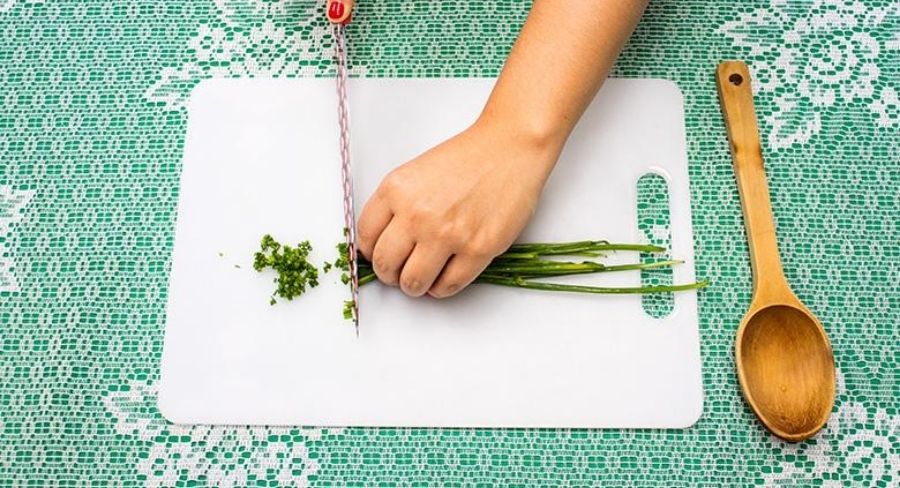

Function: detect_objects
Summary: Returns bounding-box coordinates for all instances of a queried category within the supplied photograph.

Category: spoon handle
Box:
[716,61,789,300]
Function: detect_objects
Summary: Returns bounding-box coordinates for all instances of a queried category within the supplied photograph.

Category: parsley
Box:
[253,234,320,305]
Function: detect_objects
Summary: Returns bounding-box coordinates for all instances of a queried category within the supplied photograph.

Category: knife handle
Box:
[327,0,354,25]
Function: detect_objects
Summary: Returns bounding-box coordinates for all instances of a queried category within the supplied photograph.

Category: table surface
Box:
[1,1,897,486]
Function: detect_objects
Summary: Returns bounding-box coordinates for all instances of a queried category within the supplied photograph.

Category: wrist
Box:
[467,110,564,188]
[473,107,567,162]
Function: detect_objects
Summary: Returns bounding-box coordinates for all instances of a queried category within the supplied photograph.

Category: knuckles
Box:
[379,169,408,197]
[400,276,425,296]
[429,283,461,299]
[432,220,461,243]
[371,254,396,283]
[408,203,439,225]
[461,230,501,258]
[356,227,376,255]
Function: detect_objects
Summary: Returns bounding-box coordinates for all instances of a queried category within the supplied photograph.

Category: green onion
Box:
[475,274,709,295]
[344,241,706,309]
[256,235,708,319]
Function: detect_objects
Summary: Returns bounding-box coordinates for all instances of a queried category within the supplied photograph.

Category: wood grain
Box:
[716,61,836,442]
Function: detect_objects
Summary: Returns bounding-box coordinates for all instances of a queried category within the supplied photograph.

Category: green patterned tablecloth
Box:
[1,1,898,486]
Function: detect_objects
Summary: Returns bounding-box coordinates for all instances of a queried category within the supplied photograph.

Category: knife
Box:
[328,0,359,334]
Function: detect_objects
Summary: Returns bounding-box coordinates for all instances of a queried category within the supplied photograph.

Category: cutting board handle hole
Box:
[728,73,743,86]
[636,173,674,319]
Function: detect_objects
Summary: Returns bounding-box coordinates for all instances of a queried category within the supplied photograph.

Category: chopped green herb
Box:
[342,300,355,321]
[253,234,320,305]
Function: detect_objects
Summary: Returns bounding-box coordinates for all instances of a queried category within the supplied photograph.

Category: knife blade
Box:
[332,21,359,334]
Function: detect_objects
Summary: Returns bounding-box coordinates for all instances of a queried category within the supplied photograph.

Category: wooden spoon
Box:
[716,61,836,442]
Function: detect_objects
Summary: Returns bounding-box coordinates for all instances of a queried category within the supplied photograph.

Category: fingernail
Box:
[328,1,345,21]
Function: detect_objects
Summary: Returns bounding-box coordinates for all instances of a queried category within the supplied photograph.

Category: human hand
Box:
[357,120,562,298]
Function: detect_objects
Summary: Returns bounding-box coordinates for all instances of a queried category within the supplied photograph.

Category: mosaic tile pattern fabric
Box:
[1,0,898,485]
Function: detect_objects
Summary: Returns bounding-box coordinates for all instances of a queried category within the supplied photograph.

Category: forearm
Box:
[478,0,648,163]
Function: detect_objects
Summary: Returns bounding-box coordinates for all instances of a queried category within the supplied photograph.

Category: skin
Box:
[338,0,649,298]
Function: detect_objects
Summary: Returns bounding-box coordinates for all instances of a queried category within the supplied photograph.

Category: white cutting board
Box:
[160,78,702,428]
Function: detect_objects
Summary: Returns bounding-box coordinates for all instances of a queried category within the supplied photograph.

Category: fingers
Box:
[399,245,452,297]
[357,195,392,260]
[326,0,354,24]
[370,220,415,286]
[428,254,493,298]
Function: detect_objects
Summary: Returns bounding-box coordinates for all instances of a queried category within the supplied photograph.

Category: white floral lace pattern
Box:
[758,372,900,487]
[759,403,900,486]
[872,86,900,126]
[718,0,900,149]
[0,186,34,293]
[104,379,338,488]
[146,0,359,111]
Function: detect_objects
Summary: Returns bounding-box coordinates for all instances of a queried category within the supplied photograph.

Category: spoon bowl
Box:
[717,61,835,442]
[737,304,835,441]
